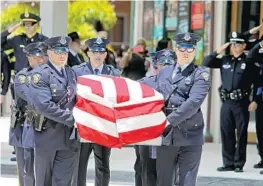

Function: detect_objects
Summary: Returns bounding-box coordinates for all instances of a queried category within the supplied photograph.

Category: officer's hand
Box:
[216,43,230,54]
[0,95,4,104]
[8,23,21,33]
[249,24,263,34]
[248,101,258,112]
[162,124,172,137]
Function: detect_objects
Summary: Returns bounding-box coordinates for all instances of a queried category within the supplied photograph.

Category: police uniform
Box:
[246,42,263,174]
[29,36,80,186]
[1,51,11,96]
[156,33,211,186]
[203,32,261,172]
[1,12,48,72]
[138,49,175,186]
[14,42,48,186]
[67,32,85,67]
[73,37,120,186]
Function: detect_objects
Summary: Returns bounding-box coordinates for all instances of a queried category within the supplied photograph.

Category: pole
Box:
[163,0,167,39]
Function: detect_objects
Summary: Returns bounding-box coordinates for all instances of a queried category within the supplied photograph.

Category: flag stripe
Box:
[116,112,166,133]
[126,78,143,102]
[119,120,166,145]
[132,137,162,146]
[114,100,164,119]
[75,95,116,123]
[140,83,155,98]
[73,107,118,138]
[76,123,119,148]
[111,77,130,103]
[77,76,104,98]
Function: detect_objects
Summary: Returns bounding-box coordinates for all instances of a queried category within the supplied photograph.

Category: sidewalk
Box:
[1,117,263,185]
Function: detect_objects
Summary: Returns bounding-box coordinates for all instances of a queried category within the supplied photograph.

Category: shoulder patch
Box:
[32,73,41,84]
[201,71,210,81]
[18,75,26,84]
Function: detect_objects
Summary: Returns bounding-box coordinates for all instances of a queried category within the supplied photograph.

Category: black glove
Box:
[162,125,172,137]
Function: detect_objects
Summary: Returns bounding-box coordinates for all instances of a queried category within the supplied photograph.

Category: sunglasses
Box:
[91,51,106,54]
[22,22,37,27]
[177,46,195,53]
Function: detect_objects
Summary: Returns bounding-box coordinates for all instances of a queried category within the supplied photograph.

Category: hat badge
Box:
[96,38,103,44]
[163,50,171,57]
[60,36,67,45]
[24,12,29,18]
[184,33,191,41]
[232,32,237,38]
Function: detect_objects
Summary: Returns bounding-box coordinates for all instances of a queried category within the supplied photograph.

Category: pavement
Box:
[1,117,263,185]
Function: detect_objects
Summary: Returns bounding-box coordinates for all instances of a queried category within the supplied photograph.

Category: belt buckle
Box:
[230,93,235,100]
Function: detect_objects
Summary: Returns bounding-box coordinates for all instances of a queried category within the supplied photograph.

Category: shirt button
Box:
[195,124,198,127]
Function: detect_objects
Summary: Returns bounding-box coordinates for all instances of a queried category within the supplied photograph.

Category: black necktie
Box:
[60,69,65,77]
[177,67,181,74]
[94,69,99,75]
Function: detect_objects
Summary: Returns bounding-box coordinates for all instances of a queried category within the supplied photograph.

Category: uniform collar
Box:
[92,64,104,74]
[25,33,39,42]
[49,60,63,71]
[69,48,77,56]
[177,62,191,72]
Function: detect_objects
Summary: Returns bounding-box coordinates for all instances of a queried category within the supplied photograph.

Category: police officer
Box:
[14,42,48,186]
[203,32,260,172]
[138,49,176,186]
[68,32,85,67]
[156,32,211,186]
[29,36,80,186]
[0,51,11,104]
[73,37,120,186]
[246,40,263,174]
[1,12,48,72]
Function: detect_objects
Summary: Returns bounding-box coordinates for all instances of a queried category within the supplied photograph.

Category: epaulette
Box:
[72,63,86,70]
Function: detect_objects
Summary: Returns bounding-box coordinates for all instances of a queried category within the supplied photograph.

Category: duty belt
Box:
[220,89,249,101]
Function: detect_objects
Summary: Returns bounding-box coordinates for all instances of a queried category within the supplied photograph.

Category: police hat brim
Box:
[230,38,245,44]
[51,47,69,53]
[177,43,195,48]
[89,48,106,52]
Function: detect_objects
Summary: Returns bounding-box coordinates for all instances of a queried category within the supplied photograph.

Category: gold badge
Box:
[33,73,41,84]
[201,72,210,81]
[18,75,26,84]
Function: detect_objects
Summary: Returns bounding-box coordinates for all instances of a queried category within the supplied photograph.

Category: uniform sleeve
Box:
[202,51,223,68]
[252,65,263,103]
[29,71,75,127]
[1,30,15,50]
[14,73,27,101]
[247,43,263,64]
[167,68,211,127]
[1,53,11,95]
[242,30,252,42]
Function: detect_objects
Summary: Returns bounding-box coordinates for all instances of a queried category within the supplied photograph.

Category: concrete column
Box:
[133,1,144,45]
[209,1,227,143]
[40,1,68,37]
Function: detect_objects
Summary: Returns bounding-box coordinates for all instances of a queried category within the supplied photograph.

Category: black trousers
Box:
[256,100,263,160]
[139,146,157,186]
[134,146,142,186]
[220,100,250,168]
[77,143,111,186]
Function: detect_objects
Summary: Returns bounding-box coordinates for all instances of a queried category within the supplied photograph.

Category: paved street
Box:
[1,117,263,185]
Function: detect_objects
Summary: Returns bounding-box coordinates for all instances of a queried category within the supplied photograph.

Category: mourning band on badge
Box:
[18,75,26,84]
[201,72,210,81]
[32,73,41,84]
[27,76,31,84]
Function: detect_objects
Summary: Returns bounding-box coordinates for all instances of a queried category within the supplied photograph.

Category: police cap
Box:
[44,36,71,53]
[23,42,47,56]
[85,37,110,52]
[20,12,41,23]
[229,32,245,44]
[173,32,201,47]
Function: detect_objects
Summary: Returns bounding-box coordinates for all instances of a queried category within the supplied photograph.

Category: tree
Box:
[0,1,117,40]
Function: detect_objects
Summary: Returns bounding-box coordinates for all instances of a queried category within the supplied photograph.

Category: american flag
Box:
[73,75,167,148]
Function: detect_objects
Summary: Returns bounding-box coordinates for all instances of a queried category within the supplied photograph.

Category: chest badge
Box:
[223,64,231,69]
[18,75,26,84]
[185,76,191,85]
[241,63,246,70]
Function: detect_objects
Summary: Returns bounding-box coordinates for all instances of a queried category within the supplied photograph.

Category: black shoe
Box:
[254,161,263,168]
[234,167,243,173]
[260,170,263,175]
[10,157,16,162]
[217,166,235,172]
[12,151,15,155]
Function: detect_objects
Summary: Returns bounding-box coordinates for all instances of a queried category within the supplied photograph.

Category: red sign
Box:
[191,2,204,30]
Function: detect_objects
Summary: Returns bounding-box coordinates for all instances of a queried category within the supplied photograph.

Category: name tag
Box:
[241,63,246,70]
[19,45,25,48]
[223,64,231,69]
